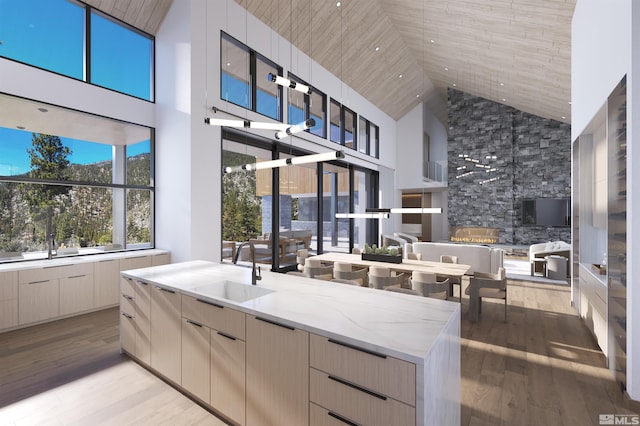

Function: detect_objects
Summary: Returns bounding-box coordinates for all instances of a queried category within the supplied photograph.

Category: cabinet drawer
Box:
[121,293,136,316]
[182,295,245,340]
[18,279,60,324]
[310,368,415,426]
[60,274,94,316]
[310,402,361,426]
[121,276,136,298]
[120,256,152,272]
[19,263,93,283]
[310,334,416,406]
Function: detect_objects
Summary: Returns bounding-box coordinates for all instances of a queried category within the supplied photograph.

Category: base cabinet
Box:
[0,271,18,329]
[60,272,94,316]
[182,318,211,403]
[94,259,120,308]
[18,279,59,324]
[150,285,181,385]
[211,329,246,425]
[246,316,309,426]
[135,280,151,364]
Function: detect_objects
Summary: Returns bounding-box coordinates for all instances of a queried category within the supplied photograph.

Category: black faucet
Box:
[250,243,261,285]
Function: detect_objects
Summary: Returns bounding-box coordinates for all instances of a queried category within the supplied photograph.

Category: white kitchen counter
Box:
[122,260,459,365]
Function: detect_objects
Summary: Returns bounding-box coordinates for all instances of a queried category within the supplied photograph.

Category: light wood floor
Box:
[0,279,638,426]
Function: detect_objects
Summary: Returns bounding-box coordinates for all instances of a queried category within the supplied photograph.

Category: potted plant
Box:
[361,243,402,264]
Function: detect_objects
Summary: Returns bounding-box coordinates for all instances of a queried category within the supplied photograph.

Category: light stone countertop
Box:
[0,249,169,273]
[121,260,460,365]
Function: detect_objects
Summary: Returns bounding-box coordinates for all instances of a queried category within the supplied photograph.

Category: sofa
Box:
[529,241,571,275]
[404,242,504,275]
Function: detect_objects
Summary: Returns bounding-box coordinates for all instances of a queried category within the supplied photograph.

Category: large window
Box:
[359,116,379,158]
[90,11,154,101]
[220,32,282,121]
[323,163,350,253]
[329,99,359,150]
[0,95,154,262]
[330,99,341,143]
[287,73,326,138]
[0,0,154,101]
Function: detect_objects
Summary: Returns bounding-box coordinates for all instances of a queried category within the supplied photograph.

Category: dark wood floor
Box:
[0,278,638,425]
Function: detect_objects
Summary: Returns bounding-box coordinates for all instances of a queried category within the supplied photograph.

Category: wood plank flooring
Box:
[0,279,638,425]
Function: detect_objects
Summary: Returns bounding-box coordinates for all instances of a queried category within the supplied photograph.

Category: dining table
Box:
[311,252,471,278]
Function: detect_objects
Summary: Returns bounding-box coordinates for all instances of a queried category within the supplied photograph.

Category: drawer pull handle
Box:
[68,274,86,279]
[122,294,133,300]
[186,319,203,328]
[328,411,360,426]
[255,316,295,331]
[217,331,237,341]
[328,338,387,359]
[156,286,175,294]
[43,265,62,269]
[122,312,133,319]
[328,375,387,401]
[28,280,48,285]
[196,298,224,309]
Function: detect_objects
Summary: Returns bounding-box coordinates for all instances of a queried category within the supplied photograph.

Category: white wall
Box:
[396,103,423,189]
[0,58,155,129]
[573,0,639,400]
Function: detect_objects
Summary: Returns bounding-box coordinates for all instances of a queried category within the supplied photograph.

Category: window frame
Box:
[287,73,327,139]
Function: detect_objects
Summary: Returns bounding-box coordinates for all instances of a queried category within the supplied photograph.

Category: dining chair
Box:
[303,258,334,281]
[410,271,450,300]
[368,266,405,289]
[351,247,362,255]
[406,252,422,260]
[333,262,368,286]
[331,278,361,285]
[439,254,461,299]
[385,287,421,296]
[465,267,507,322]
[296,249,309,272]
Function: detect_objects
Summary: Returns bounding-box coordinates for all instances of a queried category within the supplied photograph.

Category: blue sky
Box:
[0,0,152,176]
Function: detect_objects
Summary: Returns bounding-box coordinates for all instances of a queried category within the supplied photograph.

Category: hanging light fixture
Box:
[267,73,312,95]
[204,107,290,130]
[224,150,345,174]
[366,207,443,215]
[335,212,390,219]
[275,118,315,139]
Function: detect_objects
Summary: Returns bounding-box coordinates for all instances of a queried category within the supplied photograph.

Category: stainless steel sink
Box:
[193,280,273,303]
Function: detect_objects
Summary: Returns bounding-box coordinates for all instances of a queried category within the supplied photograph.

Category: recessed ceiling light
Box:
[375,47,379,51]
[399,74,403,78]
[336,1,341,6]
[444,67,449,71]
[37,107,48,113]
[16,126,25,130]
[562,116,566,119]
[499,82,504,86]
[568,101,572,105]
[226,62,231,67]
[452,83,457,87]
[416,94,420,98]
[430,39,435,43]
[501,98,506,102]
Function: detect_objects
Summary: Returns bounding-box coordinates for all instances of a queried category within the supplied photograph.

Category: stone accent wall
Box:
[447,89,571,245]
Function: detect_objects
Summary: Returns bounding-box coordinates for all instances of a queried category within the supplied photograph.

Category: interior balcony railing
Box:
[424,160,448,183]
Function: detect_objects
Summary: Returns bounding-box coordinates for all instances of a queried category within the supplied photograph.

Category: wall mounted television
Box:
[522,198,571,227]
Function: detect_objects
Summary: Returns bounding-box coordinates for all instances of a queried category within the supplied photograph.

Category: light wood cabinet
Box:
[182,317,210,403]
[120,310,136,354]
[309,334,416,426]
[0,271,18,329]
[120,255,152,272]
[152,253,171,266]
[60,273,94,316]
[135,280,151,364]
[94,259,120,307]
[211,328,246,425]
[246,315,309,426]
[150,285,181,385]
[18,278,59,325]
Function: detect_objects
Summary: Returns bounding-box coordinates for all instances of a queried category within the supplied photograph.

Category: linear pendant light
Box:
[268,73,312,95]
[204,116,314,140]
[335,212,390,219]
[275,118,315,139]
[224,150,345,174]
[366,207,443,214]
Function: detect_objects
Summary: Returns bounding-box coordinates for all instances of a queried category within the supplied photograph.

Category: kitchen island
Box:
[120,260,460,426]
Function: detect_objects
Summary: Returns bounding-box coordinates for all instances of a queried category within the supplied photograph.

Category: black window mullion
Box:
[317,162,323,254]
[85,6,91,83]
[348,166,355,253]
[249,51,257,112]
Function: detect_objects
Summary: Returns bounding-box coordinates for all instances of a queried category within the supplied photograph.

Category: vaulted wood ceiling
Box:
[90,0,575,126]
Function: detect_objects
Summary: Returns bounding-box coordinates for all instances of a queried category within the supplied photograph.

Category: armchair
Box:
[465,267,507,322]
